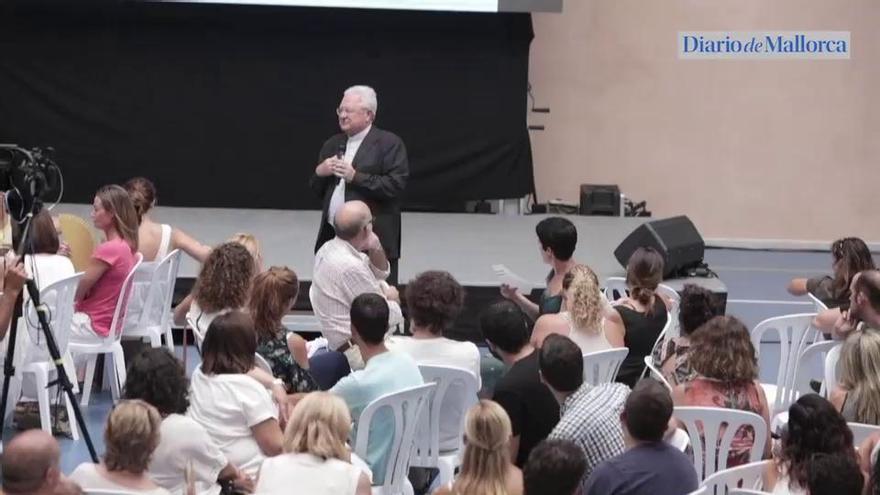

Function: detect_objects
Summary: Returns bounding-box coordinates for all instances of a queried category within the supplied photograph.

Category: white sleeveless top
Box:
[561,311,612,354]
[255,453,362,495]
[156,223,172,261]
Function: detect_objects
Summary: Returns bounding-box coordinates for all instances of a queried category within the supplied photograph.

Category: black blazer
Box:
[309,126,408,259]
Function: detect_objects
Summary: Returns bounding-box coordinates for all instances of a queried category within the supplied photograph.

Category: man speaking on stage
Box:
[309,85,409,283]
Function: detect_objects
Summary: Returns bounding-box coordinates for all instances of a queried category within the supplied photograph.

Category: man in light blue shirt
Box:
[331,293,423,483]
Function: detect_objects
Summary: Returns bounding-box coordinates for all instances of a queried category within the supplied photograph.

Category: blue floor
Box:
[1,247,838,474]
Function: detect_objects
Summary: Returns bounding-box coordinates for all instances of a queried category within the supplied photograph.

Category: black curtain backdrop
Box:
[0,2,535,210]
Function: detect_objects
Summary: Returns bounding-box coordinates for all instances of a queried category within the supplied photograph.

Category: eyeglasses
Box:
[336,106,365,116]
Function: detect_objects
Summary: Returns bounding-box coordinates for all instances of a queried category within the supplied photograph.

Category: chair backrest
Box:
[135,249,181,333]
[751,313,819,414]
[849,422,880,447]
[107,253,144,342]
[687,487,709,495]
[187,315,205,352]
[824,343,842,396]
[602,277,629,302]
[412,365,480,467]
[657,283,681,338]
[643,355,673,391]
[23,272,84,362]
[674,406,768,481]
[57,213,96,272]
[353,383,436,492]
[582,347,629,386]
[254,353,273,374]
[807,293,829,313]
[794,340,838,397]
[700,460,770,494]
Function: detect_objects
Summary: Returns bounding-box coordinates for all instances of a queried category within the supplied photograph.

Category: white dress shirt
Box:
[312,237,402,350]
[328,125,372,227]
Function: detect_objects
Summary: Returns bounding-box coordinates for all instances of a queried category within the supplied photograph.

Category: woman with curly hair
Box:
[435,400,524,495]
[830,330,880,425]
[387,270,480,451]
[764,394,857,494]
[123,348,253,494]
[530,264,625,352]
[249,266,318,394]
[656,284,719,386]
[672,315,771,468]
[69,400,170,494]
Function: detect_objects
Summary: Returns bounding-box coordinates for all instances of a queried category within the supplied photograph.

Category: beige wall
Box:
[529,0,880,244]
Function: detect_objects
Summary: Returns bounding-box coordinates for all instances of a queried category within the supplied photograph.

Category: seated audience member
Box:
[2,429,82,495]
[329,293,423,483]
[312,200,403,369]
[386,270,481,450]
[609,247,669,387]
[228,232,264,273]
[123,348,253,494]
[481,300,560,467]
[125,177,211,262]
[71,184,139,340]
[70,400,170,494]
[805,453,863,495]
[531,264,625,352]
[788,237,875,332]
[188,311,283,477]
[501,216,578,320]
[765,394,857,494]
[18,209,76,293]
[835,269,880,338]
[435,400,524,495]
[523,439,587,495]
[586,380,698,495]
[172,241,255,332]
[256,392,371,495]
[672,315,771,467]
[830,330,880,424]
[656,284,718,387]
[249,266,318,393]
[540,334,629,482]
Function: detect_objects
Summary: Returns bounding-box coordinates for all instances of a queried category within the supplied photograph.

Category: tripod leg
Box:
[81,356,96,406]
[62,351,78,394]
[3,374,21,428]
[35,369,51,434]
[64,389,80,440]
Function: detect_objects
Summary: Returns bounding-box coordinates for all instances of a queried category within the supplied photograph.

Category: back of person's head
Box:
[405,270,465,335]
[563,264,603,333]
[249,266,299,340]
[625,247,665,307]
[535,217,577,261]
[688,315,758,383]
[284,392,351,461]
[95,184,139,252]
[838,330,880,424]
[480,300,530,355]
[677,284,718,336]
[350,293,389,345]
[1,429,62,494]
[622,379,672,442]
[523,439,587,495]
[193,241,255,313]
[228,232,263,271]
[104,399,162,474]
[831,237,875,297]
[806,453,863,495]
[334,201,372,242]
[853,270,880,314]
[539,334,584,393]
[201,310,257,375]
[20,209,60,256]
[123,347,189,416]
[780,394,855,490]
[455,400,514,495]
[123,176,156,223]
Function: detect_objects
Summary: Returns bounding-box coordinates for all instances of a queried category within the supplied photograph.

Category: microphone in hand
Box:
[334,144,346,183]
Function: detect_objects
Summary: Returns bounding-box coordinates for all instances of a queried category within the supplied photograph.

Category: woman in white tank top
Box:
[531,264,625,352]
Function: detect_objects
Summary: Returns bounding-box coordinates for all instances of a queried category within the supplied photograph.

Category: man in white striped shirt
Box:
[312,200,403,369]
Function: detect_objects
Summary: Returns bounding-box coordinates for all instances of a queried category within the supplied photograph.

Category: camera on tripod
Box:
[0,144,62,221]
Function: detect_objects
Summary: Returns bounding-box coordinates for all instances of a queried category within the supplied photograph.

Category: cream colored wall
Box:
[528,0,880,244]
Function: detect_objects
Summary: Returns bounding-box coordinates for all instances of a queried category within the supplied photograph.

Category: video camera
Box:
[0,144,62,221]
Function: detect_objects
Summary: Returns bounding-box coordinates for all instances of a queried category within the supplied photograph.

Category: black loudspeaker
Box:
[614,215,705,278]
[579,184,620,216]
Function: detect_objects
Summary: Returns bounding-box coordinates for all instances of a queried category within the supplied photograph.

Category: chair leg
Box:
[63,351,79,394]
[164,327,175,353]
[81,356,97,406]
[34,370,51,435]
[110,347,126,401]
[437,457,455,487]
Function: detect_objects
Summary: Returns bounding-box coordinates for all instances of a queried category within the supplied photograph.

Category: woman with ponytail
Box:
[436,400,523,495]
[830,330,880,425]
[609,247,670,387]
[255,392,371,495]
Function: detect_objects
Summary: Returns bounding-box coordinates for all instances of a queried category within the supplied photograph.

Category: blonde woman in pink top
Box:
[71,184,139,339]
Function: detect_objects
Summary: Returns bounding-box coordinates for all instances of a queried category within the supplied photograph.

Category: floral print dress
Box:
[256,327,319,393]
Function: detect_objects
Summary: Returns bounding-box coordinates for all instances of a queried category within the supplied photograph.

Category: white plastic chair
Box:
[674,406,768,481]
[2,273,83,439]
[751,314,820,415]
[794,340,837,397]
[807,292,829,313]
[187,314,207,353]
[411,365,479,487]
[123,249,181,351]
[700,460,770,494]
[687,487,709,495]
[640,313,673,380]
[643,355,673,391]
[582,347,629,386]
[602,277,630,303]
[353,383,436,495]
[849,422,880,447]
[824,343,842,395]
[70,253,143,406]
[254,353,273,374]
